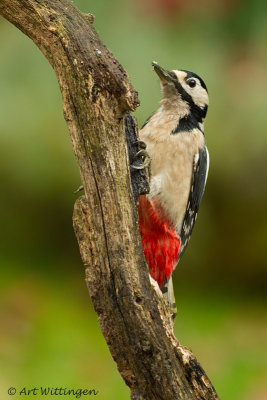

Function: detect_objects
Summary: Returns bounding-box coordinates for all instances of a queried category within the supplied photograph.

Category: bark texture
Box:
[0,1,220,399]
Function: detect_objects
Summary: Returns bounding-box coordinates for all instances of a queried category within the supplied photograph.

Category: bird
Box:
[137,62,209,319]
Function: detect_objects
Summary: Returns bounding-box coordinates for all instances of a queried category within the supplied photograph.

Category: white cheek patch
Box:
[182,82,208,108]
[191,86,208,108]
[172,72,208,108]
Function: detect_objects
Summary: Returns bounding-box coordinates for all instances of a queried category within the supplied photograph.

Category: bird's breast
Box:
[140,125,205,233]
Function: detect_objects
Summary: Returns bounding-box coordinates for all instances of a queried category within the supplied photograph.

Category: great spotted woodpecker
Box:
[137,62,209,318]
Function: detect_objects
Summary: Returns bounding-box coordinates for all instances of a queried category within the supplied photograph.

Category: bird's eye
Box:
[187,79,196,88]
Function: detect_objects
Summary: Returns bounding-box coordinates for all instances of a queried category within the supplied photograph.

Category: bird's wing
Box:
[178,145,209,260]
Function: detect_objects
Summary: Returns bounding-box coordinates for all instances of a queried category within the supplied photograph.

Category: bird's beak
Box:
[152,62,173,84]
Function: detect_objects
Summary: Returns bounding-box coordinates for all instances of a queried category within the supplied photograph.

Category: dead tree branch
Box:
[0,1,220,399]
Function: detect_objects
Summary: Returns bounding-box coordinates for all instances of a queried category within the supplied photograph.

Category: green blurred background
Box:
[0,0,267,399]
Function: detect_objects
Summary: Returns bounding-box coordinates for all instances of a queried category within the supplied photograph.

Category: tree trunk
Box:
[0,1,220,399]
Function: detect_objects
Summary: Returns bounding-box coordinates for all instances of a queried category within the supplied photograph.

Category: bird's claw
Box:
[131,140,151,170]
[131,149,151,170]
[133,140,147,150]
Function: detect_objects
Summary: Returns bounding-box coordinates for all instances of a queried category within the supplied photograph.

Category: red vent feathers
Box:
[138,195,180,287]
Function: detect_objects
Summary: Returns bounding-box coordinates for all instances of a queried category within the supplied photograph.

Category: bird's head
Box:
[152,62,209,122]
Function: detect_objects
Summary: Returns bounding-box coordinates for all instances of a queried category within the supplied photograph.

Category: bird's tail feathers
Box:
[161,276,177,321]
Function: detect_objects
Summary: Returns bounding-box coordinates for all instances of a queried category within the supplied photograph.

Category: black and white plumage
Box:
[138,62,209,316]
[178,145,209,259]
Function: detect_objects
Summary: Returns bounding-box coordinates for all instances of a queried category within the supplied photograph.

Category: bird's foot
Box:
[131,141,151,170]
[134,140,147,150]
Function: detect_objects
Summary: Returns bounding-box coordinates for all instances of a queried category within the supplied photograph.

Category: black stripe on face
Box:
[168,72,208,126]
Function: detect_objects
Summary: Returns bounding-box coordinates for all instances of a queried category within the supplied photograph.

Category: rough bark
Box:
[0,1,220,399]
